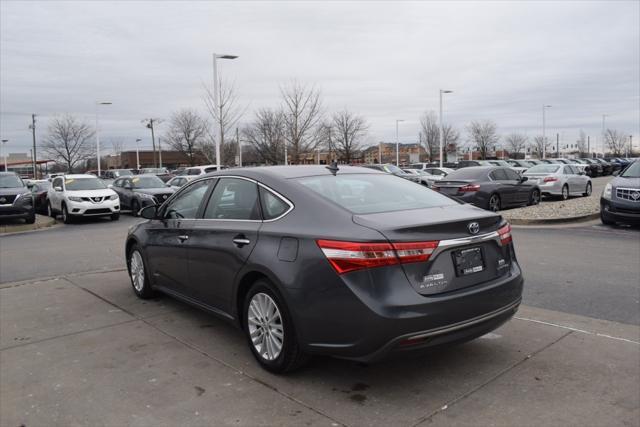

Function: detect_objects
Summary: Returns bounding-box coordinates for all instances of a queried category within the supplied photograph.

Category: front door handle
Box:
[233,236,251,247]
[178,235,189,242]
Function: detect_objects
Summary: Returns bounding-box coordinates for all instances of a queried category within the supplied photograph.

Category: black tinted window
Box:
[504,169,521,180]
[164,180,210,220]
[187,169,200,175]
[259,187,290,220]
[204,178,260,220]
[489,169,508,180]
[446,168,489,180]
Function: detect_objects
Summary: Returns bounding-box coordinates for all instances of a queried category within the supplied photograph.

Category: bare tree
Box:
[330,110,368,163]
[164,109,209,166]
[531,135,551,159]
[576,130,588,156]
[442,124,460,161]
[604,129,628,156]
[41,114,95,172]
[419,111,439,162]
[504,133,528,158]
[466,120,499,160]
[281,81,324,164]
[242,108,286,165]
[203,79,245,165]
[108,137,125,156]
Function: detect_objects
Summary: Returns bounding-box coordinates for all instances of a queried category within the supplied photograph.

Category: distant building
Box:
[362,142,427,165]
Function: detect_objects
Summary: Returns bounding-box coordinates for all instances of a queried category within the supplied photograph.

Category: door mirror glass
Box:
[140,205,157,219]
[520,176,528,182]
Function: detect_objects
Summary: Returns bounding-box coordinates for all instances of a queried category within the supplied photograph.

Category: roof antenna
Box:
[325,161,339,176]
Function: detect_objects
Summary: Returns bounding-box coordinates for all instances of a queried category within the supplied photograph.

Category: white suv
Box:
[183,165,227,176]
[47,174,120,223]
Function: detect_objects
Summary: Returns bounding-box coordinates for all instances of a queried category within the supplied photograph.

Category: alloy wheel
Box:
[586,183,592,196]
[247,292,284,361]
[562,185,569,200]
[489,195,500,212]
[531,190,540,205]
[130,250,145,292]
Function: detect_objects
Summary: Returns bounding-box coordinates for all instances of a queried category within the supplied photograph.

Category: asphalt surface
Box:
[1,214,639,325]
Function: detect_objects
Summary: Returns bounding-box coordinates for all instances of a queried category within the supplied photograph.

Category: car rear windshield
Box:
[0,174,24,188]
[526,165,560,173]
[131,176,165,188]
[296,174,457,214]
[65,178,106,191]
[621,162,640,178]
[443,168,489,180]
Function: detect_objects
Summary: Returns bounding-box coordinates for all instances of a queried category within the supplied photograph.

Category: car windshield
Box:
[620,162,640,178]
[0,174,24,188]
[141,168,168,174]
[297,174,457,214]
[383,164,403,174]
[131,176,165,188]
[526,165,560,174]
[443,168,489,180]
[65,178,106,191]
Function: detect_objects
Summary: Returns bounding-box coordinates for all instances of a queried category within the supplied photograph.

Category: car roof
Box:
[0,171,20,176]
[203,165,382,180]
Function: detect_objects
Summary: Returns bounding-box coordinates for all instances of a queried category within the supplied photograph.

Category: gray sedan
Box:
[523,164,592,200]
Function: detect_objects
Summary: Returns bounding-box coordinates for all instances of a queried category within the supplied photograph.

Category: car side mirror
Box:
[139,205,158,219]
[54,186,63,192]
[166,183,171,187]
[520,176,528,182]
[613,170,620,176]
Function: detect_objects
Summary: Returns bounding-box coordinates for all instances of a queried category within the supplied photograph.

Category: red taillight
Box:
[459,184,480,192]
[317,239,439,274]
[543,176,558,182]
[497,223,512,245]
[432,186,440,192]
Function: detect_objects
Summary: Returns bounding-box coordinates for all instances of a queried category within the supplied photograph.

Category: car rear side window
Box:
[296,174,457,215]
[203,178,261,220]
[259,187,290,220]
[489,169,508,180]
[504,169,521,180]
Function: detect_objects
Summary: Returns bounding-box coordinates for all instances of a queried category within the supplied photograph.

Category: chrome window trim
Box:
[172,175,295,223]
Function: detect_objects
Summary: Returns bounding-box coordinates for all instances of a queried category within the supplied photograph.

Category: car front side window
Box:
[163,180,211,220]
[203,178,261,220]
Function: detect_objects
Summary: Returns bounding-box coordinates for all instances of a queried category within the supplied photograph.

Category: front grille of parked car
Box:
[81,196,105,203]
[0,195,18,205]
[84,208,111,215]
[616,187,640,202]
[153,193,172,204]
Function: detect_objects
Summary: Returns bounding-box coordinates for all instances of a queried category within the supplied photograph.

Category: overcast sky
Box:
[1,0,639,156]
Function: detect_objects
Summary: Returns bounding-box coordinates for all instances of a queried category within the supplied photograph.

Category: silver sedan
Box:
[523,163,592,200]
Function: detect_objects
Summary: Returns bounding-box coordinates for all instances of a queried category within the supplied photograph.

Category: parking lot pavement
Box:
[2,270,638,427]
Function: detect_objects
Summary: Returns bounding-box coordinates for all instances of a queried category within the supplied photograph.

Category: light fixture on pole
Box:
[1,139,7,172]
[395,119,404,165]
[542,105,552,159]
[212,53,238,171]
[601,114,609,156]
[439,90,453,168]
[135,138,141,170]
[95,101,112,177]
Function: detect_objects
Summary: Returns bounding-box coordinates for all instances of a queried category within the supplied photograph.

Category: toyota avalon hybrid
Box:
[125,166,523,373]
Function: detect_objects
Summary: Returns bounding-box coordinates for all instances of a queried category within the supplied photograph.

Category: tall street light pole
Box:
[212,53,238,170]
[542,105,552,159]
[1,139,7,172]
[95,101,112,176]
[135,138,141,170]
[395,119,404,165]
[601,114,609,156]
[439,90,453,168]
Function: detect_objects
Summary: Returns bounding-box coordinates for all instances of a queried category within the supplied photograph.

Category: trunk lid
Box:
[432,179,475,196]
[353,204,512,295]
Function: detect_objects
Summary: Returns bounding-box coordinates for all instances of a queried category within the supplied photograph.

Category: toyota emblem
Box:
[467,222,480,235]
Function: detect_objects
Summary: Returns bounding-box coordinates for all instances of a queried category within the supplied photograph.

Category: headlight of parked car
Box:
[108,194,119,200]
[602,183,612,200]
[68,196,83,202]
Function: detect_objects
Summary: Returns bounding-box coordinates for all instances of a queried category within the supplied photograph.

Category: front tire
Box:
[25,211,36,224]
[583,182,592,197]
[128,245,155,299]
[47,201,55,218]
[111,213,120,221]
[243,280,308,374]
[529,189,541,206]
[61,203,73,224]
[560,185,569,201]
[131,199,140,217]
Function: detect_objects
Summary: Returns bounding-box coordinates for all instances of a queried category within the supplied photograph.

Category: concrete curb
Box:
[508,212,600,225]
[0,215,58,235]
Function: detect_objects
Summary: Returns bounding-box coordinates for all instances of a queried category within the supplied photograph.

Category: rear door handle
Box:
[178,235,189,242]
[233,237,251,247]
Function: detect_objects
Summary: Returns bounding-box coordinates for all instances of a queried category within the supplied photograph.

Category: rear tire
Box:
[583,182,592,197]
[529,189,541,206]
[243,280,309,374]
[487,194,501,212]
[62,203,73,224]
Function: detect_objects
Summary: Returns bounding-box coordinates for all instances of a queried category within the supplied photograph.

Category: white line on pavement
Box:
[515,316,640,345]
